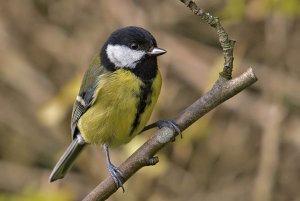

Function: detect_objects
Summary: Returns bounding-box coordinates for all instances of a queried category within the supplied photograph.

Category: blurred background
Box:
[0,0,300,200]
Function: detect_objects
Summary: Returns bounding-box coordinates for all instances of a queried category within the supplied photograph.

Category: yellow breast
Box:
[77,69,161,147]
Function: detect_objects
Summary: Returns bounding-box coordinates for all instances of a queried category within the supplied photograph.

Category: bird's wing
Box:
[71,54,105,139]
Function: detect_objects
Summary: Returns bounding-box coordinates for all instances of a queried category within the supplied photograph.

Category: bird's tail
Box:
[49,134,86,182]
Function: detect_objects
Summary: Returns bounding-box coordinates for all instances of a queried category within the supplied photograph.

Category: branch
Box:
[83,1,258,200]
[179,0,235,80]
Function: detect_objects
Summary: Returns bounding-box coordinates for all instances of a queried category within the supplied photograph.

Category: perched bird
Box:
[49,26,180,190]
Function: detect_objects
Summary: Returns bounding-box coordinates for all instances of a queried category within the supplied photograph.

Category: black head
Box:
[106,26,157,50]
[100,26,166,80]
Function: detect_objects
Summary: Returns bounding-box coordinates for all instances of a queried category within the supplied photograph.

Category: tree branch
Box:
[179,0,235,79]
[83,1,258,200]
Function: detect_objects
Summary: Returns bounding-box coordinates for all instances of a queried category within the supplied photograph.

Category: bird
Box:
[49,26,180,191]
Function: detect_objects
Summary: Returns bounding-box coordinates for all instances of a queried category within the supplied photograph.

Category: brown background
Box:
[0,0,300,200]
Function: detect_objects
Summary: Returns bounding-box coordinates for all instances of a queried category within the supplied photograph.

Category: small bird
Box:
[49,26,180,190]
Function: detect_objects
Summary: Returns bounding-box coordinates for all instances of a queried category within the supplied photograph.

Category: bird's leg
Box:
[141,120,182,139]
[103,144,124,192]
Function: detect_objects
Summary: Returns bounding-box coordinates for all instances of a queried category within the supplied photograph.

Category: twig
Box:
[83,1,257,200]
[179,0,235,79]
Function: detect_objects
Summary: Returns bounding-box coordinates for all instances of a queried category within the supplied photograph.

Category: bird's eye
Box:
[130,43,138,50]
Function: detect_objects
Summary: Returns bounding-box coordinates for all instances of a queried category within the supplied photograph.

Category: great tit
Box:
[49,26,180,190]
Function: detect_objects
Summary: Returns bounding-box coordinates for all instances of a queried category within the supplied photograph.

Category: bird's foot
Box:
[103,143,125,192]
[156,120,182,138]
[108,163,124,192]
[155,120,182,141]
[141,120,182,140]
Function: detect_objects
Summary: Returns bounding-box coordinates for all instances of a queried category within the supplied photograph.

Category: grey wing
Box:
[70,56,105,139]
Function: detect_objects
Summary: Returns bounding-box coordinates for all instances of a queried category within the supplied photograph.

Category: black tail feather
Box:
[49,134,86,182]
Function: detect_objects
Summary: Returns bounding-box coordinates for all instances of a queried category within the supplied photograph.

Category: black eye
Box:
[130,43,138,50]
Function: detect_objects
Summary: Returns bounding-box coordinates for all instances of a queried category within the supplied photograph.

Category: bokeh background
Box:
[1,0,300,200]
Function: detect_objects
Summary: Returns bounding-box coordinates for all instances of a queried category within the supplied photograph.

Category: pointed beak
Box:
[147,47,167,56]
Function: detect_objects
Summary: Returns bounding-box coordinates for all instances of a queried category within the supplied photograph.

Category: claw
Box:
[142,120,182,139]
[108,164,124,192]
[103,144,125,192]
[156,120,182,139]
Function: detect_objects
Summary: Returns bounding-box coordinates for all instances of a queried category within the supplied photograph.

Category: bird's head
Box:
[100,26,166,70]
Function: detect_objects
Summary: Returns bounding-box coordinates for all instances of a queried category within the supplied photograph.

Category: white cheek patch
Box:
[106,44,145,69]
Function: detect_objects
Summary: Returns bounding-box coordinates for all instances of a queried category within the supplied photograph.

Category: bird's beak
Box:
[147,47,167,56]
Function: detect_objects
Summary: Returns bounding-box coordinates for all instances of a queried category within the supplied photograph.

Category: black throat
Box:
[130,56,158,80]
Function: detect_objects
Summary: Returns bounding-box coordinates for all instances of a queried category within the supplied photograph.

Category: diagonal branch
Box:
[83,69,257,201]
[82,1,258,200]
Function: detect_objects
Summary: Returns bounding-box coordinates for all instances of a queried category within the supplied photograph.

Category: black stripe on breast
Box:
[129,79,153,135]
